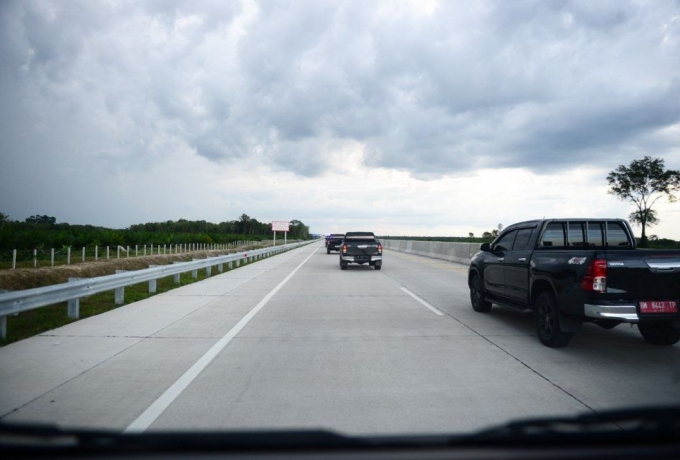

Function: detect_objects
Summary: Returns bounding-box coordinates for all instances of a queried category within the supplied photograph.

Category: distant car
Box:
[339,232,383,270]
[327,234,344,254]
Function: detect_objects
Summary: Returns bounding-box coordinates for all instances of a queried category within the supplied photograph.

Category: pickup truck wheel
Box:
[374,264,382,270]
[470,274,492,313]
[327,249,331,254]
[638,322,680,346]
[534,292,573,348]
[340,261,348,270]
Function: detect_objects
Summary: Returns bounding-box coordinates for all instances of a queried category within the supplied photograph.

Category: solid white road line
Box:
[400,286,444,316]
[124,245,319,433]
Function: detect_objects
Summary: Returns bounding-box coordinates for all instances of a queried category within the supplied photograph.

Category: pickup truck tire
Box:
[470,274,492,313]
[534,291,574,348]
[638,322,680,346]
[374,264,382,270]
[327,249,331,254]
[340,261,348,270]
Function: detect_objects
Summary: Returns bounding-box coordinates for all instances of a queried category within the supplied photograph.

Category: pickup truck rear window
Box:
[606,222,631,247]
[539,221,631,248]
[540,222,565,248]
[568,223,586,247]
[587,222,604,246]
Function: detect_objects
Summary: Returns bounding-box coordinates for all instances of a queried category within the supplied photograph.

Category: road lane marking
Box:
[124,245,319,433]
[400,287,444,316]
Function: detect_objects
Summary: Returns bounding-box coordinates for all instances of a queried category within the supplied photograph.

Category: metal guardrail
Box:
[0,241,315,339]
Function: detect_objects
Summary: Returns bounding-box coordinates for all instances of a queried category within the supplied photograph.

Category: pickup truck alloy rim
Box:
[537,297,555,337]
[471,281,482,305]
[534,292,574,347]
[470,275,492,312]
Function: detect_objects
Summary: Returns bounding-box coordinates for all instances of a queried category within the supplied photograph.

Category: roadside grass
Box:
[0,259,252,347]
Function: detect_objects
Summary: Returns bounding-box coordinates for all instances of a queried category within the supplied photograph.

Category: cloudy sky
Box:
[1,0,679,238]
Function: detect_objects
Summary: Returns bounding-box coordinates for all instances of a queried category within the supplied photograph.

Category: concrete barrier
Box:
[381,240,481,265]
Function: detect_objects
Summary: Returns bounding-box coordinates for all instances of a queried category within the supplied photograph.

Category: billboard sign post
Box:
[271,221,290,247]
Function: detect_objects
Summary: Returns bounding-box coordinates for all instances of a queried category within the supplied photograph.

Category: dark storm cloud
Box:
[1,0,679,190]
[504,80,680,169]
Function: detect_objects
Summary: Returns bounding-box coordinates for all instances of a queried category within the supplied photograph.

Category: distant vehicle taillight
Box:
[582,259,607,293]
[342,244,347,253]
[378,244,382,254]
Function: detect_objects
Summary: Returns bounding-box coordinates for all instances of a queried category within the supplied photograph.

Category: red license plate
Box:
[639,300,678,314]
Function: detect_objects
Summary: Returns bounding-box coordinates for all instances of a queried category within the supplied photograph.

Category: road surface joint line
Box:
[124,244,320,433]
[385,251,598,415]
[400,286,444,316]
[445,305,596,413]
[452,310,597,413]
[0,337,147,420]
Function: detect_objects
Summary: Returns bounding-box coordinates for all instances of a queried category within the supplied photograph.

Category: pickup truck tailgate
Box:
[605,251,680,301]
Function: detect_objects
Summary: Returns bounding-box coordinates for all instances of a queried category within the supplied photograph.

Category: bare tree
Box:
[607,156,680,246]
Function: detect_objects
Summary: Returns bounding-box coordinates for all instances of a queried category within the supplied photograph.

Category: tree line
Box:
[0,213,310,251]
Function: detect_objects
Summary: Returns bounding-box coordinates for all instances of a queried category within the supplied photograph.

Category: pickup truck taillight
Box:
[582,259,607,293]
[378,244,382,254]
[342,244,347,254]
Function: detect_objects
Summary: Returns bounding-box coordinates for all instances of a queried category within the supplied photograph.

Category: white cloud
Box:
[1,0,679,239]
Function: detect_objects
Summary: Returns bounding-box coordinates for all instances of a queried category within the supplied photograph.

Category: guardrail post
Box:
[0,290,8,339]
[217,262,223,273]
[191,260,198,279]
[12,250,17,270]
[67,278,81,319]
[171,262,182,284]
[115,270,127,305]
[95,246,98,261]
[127,246,130,258]
[51,248,55,267]
[206,265,212,277]
[148,265,159,293]
[82,247,86,262]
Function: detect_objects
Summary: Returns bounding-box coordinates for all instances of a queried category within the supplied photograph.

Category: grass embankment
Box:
[0,245,268,347]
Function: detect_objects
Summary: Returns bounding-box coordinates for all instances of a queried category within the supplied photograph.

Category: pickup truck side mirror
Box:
[479,243,490,252]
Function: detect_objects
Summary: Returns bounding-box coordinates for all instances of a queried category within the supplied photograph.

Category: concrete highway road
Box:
[1,242,679,435]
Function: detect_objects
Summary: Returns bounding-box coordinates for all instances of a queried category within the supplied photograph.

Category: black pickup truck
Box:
[468,218,680,348]
[326,234,345,254]
[339,232,383,270]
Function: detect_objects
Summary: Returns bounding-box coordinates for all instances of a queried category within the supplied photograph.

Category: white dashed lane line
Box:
[400,286,444,316]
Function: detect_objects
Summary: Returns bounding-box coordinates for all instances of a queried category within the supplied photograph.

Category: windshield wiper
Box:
[468,405,680,443]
